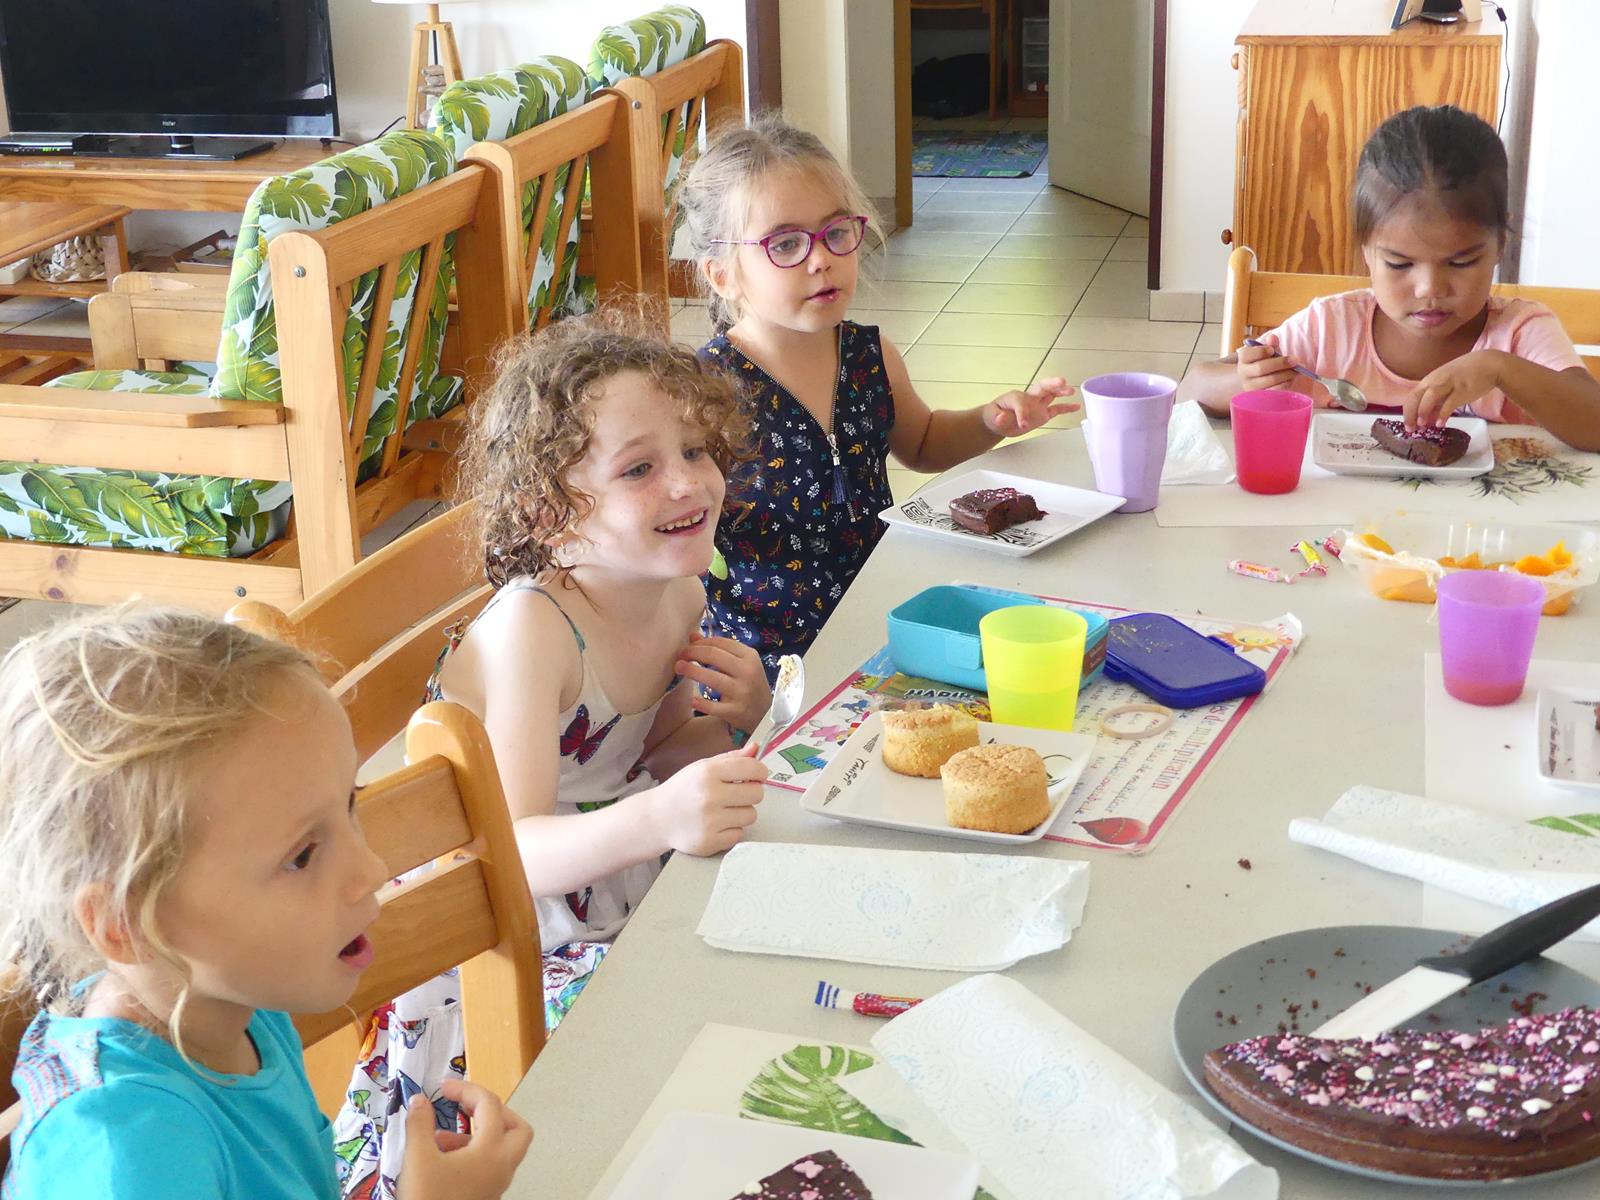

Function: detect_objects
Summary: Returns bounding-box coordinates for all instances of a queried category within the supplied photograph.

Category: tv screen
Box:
[0,0,338,138]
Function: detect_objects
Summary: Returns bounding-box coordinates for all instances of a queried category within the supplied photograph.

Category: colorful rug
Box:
[912,130,1048,178]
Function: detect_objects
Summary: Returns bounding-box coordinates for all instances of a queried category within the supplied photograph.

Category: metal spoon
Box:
[1243,338,1368,412]
[754,654,805,759]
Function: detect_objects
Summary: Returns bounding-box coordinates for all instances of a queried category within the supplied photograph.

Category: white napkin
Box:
[1162,400,1236,485]
[1290,785,1600,935]
[695,843,1089,971]
[872,975,1278,1200]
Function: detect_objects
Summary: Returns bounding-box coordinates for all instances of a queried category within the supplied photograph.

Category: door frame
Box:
[1149,0,1166,290]
[745,0,782,111]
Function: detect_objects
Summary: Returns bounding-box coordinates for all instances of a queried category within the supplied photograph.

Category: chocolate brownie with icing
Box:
[948,486,1043,535]
[1371,418,1472,467]
[731,1150,874,1199]
[1204,1007,1600,1179]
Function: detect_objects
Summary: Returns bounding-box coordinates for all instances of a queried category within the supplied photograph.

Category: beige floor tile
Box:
[911,379,1018,411]
[907,210,1020,235]
[916,189,1036,214]
[901,343,1047,385]
[872,253,982,283]
[887,468,939,504]
[918,311,1066,349]
[1008,209,1131,238]
[1055,315,1201,354]
[1074,260,1153,321]
[1088,259,1150,290]
[853,278,961,311]
[1125,216,1151,237]
[1033,347,1193,387]
[884,229,1003,258]
[669,305,713,338]
[0,296,74,330]
[1198,323,1225,358]
[849,307,938,345]
[940,173,1049,193]
[942,281,1087,316]
[912,177,945,196]
[966,257,1099,288]
[5,305,89,338]
[1026,189,1126,217]
[1108,236,1149,263]
[989,234,1115,261]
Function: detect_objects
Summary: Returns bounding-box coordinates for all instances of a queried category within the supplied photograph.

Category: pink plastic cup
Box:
[1231,389,1313,494]
[1079,372,1177,513]
[1436,570,1546,706]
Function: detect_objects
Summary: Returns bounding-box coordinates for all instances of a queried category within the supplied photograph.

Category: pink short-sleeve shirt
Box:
[1265,289,1584,424]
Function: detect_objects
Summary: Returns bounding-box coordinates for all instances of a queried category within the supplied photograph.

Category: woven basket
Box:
[31,235,107,283]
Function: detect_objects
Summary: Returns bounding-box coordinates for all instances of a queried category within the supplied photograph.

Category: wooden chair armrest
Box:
[0,385,282,428]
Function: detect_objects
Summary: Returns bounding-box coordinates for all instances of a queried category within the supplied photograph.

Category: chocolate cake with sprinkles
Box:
[1370,418,1471,467]
[1204,1007,1600,1179]
[730,1150,874,1199]
[948,487,1043,536]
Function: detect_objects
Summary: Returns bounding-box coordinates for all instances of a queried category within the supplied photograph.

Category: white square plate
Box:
[800,710,1095,844]
[603,1111,981,1200]
[1536,686,1600,794]
[1310,412,1493,478]
[878,467,1123,558]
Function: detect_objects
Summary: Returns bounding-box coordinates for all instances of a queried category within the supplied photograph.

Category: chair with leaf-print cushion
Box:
[428,56,594,325]
[588,6,743,295]
[0,131,516,612]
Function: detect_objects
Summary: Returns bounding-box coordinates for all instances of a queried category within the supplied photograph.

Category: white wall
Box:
[844,3,896,204]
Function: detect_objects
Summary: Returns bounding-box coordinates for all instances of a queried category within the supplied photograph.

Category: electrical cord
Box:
[1495,4,1511,133]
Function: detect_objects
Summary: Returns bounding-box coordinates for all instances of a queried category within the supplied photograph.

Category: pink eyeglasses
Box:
[712,214,870,268]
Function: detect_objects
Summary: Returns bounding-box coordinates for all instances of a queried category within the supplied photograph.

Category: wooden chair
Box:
[0,703,541,1140]
[1219,245,1600,380]
[227,500,490,765]
[0,133,517,614]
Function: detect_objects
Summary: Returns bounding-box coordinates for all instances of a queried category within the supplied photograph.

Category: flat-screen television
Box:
[0,0,338,158]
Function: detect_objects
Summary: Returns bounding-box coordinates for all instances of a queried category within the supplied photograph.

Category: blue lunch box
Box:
[886,584,1109,692]
[1102,612,1266,707]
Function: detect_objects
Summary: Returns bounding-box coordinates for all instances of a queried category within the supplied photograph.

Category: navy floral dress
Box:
[702,321,896,681]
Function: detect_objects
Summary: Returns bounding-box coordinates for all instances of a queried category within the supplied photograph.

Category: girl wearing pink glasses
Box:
[679,115,1079,682]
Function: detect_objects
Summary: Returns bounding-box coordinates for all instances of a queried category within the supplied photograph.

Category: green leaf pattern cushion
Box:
[0,131,464,560]
[588,6,708,194]
[429,57,592,323]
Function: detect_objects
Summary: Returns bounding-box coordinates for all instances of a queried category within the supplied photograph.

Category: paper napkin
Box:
[1162,400,1236,486]
[695,843,1089,971]
[872,975,1278,1200]
[1290,785,1600,935]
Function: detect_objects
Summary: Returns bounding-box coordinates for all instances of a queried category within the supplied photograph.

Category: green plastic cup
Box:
[979,605,1088,731]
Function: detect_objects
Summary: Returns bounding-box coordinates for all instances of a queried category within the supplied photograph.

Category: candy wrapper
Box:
[1228,559,1294,585]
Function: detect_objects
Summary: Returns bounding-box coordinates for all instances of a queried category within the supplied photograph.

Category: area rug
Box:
[912,130,1047,178]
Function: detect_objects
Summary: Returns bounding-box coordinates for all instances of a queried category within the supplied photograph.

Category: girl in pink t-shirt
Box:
[1183,106,1600,451]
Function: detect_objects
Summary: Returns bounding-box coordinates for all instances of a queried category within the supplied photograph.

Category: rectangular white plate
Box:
[878,467,1123,558]
[800,710,1095,844]
[603,1111,981,1200]
[1311,412,1493,478]
[1536,686,1600,794]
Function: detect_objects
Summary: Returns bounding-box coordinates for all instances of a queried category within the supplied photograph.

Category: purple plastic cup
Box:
[1079,372,1177,513]
[1231,389,1313,494]
[1436,570,1546,706]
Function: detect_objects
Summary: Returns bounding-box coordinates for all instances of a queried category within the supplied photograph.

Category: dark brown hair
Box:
[458,307,751,587]
[1354,105,1509,247]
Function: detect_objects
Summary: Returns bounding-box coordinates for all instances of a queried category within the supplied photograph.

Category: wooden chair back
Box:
[228,502,490,765]
[1221,246,1600,379]
[1,971,30,1173]
[295,701,543,1115]
[611,39,744,297]
[88,272,229,373]
[465,88,655,330]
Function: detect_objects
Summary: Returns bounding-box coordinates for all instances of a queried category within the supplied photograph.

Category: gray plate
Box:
[1173,925,1600,1187]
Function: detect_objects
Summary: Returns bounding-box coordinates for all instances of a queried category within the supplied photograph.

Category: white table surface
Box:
[506,428,1600,1198]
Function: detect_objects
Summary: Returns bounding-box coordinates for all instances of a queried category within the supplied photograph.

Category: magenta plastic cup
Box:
[1436,570,1546,706]
[1079,372,1177,513]
[1231,389,1313,494]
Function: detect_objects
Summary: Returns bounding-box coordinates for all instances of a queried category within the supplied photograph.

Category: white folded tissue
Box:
[695,842,1089,970]
[1163,400,1236,485]
[870,975,1278,1200]
[1290,785,1600,937]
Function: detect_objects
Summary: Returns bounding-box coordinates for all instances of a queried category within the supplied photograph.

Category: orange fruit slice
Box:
[1360,533,1395,555]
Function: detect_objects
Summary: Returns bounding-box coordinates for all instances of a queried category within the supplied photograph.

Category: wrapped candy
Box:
[1228,559,1294,584]
[1291,539,1328,578]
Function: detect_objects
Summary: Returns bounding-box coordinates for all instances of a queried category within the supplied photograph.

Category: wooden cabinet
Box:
[1230,0,1502,275]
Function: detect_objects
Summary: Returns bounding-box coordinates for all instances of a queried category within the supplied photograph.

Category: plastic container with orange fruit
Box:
[1334,514,1600,616]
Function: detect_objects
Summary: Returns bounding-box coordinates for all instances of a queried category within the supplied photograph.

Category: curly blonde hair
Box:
[458,307,752,587]
[677,113,881,330]
[0,605,318,1040]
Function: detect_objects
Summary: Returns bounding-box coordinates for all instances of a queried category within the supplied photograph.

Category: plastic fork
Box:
[1243,338,1368,412]
[754,654,804,759]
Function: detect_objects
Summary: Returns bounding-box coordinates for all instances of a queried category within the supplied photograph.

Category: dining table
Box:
[504,425,1600,1198]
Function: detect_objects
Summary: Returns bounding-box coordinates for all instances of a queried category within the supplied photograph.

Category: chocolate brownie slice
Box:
[1204,1008,1600,1180]
[948,486,1044,535]
[730,1150,874,1199]
[1371,418,1471,467]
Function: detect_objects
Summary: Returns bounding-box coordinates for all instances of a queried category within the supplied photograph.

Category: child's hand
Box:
[398,1080,533,1200]
[1236,339,1300,391]
[1406,350,1504,430]
[676,635,771,738]
[648,745,767,856]
[983,377,1079,437]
